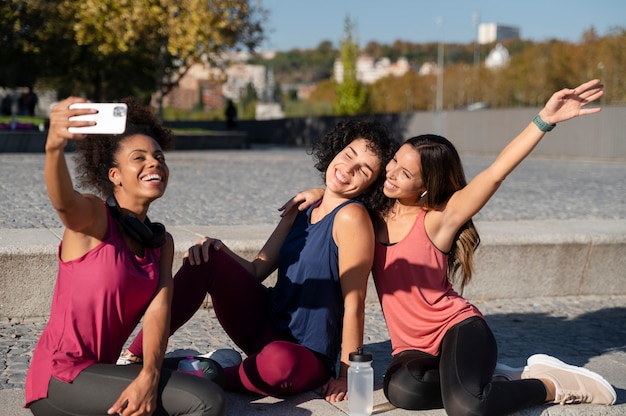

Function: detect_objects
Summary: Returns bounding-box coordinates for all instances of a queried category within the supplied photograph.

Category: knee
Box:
[205,389,227,416]
[197,387,227,416]
[256,341,300,382]
[240,341,316,395]
[384,367,443,410]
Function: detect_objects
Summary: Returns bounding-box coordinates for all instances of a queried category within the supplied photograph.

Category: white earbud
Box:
[420,190,428,199]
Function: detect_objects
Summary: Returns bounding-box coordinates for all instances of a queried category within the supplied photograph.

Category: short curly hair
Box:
[311,119,399,214]
[73,97,173,197]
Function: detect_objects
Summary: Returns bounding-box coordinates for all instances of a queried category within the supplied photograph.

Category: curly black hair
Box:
[311,119,399,215]
[73,97,173,197]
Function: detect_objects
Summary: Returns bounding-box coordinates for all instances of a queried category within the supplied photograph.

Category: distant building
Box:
[485,43,511,69]
[222,63,267,102]
[255,67,285,120]
[334,56,410,84]
[478,23,520,45]
[159,62,225,110]
[417,62,439,76]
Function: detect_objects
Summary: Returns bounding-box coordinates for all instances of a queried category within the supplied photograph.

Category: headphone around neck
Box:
[106,195,166,248]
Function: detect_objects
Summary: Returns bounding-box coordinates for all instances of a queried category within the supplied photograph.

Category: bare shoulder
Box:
[334,202,373,239]
[335,201,370,223]
[163,231,175,252]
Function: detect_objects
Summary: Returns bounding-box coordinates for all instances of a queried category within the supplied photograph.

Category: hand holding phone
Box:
[68,103,128,134]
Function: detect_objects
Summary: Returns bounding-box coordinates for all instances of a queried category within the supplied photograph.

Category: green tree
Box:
[1,0,266,110]
[333,15,368,116]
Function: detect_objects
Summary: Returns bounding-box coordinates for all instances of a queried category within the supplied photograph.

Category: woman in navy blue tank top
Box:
[124,119,399,402]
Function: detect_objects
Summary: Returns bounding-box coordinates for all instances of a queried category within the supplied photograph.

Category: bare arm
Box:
[278,188,325,217]
[429,79,604,251]
[186,207,300,282]
[108,233,175,416]
[322,203,373,402]
[45,97,110,259]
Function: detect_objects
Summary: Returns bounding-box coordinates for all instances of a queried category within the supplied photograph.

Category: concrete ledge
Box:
[1,220,625,318]
[466,220,626,299]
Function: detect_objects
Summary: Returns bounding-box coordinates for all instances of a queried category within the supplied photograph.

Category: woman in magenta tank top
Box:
[25,97,225,416]
[290,80,616,414]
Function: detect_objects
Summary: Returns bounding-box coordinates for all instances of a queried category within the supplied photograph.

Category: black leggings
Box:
[383,317,547,416]
[29,359,226,416]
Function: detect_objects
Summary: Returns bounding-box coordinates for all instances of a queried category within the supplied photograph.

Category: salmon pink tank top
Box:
[372,209,482,356]
[25,203,161,406]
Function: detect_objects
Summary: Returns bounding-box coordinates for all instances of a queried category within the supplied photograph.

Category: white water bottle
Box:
[177,356,204,377]
[348,347,373,416]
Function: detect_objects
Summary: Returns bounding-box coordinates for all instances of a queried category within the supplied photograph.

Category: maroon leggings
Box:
[128,248,331,396]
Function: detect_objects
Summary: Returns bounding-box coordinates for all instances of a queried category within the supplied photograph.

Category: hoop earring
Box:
[420,190,428,199]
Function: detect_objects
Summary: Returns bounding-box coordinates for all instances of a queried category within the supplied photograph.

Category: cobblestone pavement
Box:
[3,295,625,391]
[1,149,625,228]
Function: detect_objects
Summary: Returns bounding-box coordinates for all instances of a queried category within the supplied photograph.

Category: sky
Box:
[259,0,625,51]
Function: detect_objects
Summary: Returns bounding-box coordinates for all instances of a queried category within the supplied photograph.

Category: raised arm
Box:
[432,79,604,248]
[45,97,109,256]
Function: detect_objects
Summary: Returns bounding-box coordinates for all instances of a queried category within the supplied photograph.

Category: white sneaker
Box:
[522,354,616,405]
[116,350,143,365]
[198,348,243,369]
[164,348,201,359]
[494,362,526,381]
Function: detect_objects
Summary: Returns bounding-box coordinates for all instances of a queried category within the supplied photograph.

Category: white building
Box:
[222,63,267,101]
[334,56,410,84]
[478,23,520,45]
[485,43,511,69]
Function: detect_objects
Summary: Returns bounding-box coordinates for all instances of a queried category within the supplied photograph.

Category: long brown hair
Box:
[405,134,480,290]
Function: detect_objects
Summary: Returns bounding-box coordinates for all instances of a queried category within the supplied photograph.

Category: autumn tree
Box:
[2,0,265,111]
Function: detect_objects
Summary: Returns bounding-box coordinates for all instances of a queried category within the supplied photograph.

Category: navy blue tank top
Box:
[269,199,362,371]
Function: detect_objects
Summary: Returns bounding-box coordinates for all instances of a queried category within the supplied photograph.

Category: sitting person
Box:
[123,119,399,402]
[286,80,616,414]
[25,96,226,416]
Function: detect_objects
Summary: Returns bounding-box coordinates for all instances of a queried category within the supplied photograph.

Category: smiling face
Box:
[324,138,381,199]
[383,143,425,203]
[108,134,169,206]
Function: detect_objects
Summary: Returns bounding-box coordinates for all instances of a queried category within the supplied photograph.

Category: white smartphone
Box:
[68,102,128,134]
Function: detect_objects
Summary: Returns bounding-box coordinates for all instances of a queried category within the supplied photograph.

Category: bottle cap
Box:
[349,346,373,362]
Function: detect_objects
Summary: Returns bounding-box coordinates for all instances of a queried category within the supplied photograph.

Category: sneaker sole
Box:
[198,349,243,368]
[494,363,526,381]
[527,354,616,405]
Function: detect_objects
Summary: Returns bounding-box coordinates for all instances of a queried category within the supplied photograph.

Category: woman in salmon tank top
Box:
[288,79,617,415]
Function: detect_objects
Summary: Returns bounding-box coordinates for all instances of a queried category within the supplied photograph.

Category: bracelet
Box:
[532,114,555,132]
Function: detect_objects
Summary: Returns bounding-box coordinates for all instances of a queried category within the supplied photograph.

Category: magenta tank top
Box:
[25,203,161,405]
[372,209,482,356]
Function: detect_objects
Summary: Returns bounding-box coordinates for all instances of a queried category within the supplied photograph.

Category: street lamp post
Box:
[435,17,444,134]
[598,62,606,106]
[436,17,444,113]
[472,12,480,104]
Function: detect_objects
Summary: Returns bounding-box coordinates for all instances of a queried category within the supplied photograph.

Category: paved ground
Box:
[2,295,625,415]
[1,149,625,415]
[1,148,625,229]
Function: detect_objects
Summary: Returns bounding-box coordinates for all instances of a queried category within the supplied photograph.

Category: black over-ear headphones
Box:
[106,195,166,248]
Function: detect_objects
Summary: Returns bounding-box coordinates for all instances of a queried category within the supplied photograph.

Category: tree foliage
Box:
[250,41,336,85]
[334,15,367,116]
[273,26,625,118]
[1,0,265,104]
